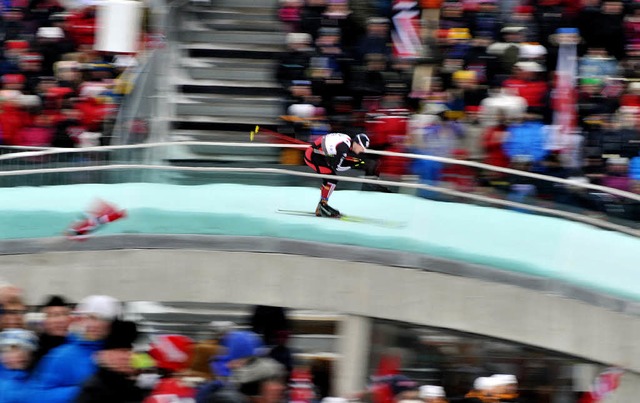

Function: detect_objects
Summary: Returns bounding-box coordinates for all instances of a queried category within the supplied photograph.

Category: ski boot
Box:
[315,201,341,218]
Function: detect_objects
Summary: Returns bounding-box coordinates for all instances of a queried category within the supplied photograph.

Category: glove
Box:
[353,159,365,168]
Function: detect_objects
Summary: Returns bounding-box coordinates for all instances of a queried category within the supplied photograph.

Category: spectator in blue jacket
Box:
[503,117,548,164]
[30,295,121,403]
[0,328,38,403]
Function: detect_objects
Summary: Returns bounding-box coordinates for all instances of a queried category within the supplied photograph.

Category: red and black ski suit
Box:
[304,133,363,202]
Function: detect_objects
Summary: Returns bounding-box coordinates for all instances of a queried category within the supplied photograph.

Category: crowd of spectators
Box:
[0,283,548,402]
[276,0,640,223]
[0,1,138,149]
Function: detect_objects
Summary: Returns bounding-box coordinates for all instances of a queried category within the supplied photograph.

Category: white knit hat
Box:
[36,27,64,39]
[514,61,545,72]
[0,329,38,351]
[474,377,497,391]
[419,385,445,398]
[519,43,547,59]
[75,295,121,321]
[491,374,518,385]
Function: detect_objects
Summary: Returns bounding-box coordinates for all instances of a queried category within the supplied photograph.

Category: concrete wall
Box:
[2,247,639,376]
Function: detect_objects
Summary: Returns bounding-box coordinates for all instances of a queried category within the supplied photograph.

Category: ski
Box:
[276,209,405,228]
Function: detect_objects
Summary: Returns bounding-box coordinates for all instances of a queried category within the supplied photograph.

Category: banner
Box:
[551,28,580,139]
[391,0,423,59]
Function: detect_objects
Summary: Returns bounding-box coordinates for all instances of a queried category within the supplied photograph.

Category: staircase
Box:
[163,0,297,185]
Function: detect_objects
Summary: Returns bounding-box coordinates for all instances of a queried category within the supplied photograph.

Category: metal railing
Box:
[0,141,638,236]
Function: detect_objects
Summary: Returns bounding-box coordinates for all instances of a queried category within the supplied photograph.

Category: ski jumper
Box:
[304,133,362,202]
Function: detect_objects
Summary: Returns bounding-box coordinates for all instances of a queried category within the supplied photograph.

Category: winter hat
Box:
[514,61,544,72]
[473,377,491,391]
[519,43,547,59]
[79,84,107,99]
[501,26,526,34]
[20,52,43,64]
[103,320,138,350]
[2,74,25,85]
[321,398,348,403]
[75,295,122,321]
[0,329,37,351]
[149,334,194,372]
[514,5,533,14]
[448,28,471,40]
[36,27,64,39]
[452,70,476,81]
[43,295,68,308]
[389,375,419,396]
[288,103,316,118]
[214,330,263,378]
[491,374,517,385]
[235,357,286,396]
[47,87,75,99]
[419,385,445,399]
[4,40,29,51]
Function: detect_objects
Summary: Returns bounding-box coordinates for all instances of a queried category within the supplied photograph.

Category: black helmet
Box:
[354,133,370,149]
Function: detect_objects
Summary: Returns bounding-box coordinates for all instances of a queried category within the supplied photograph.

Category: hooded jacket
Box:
[0,368,31,403]
[31,334,103,403]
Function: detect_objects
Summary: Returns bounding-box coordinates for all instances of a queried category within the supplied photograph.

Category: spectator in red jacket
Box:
[501,61,548,113]
[0,92,32,145]
[75,84,110,131]
[65,6,97,47]
[481,109,510,168]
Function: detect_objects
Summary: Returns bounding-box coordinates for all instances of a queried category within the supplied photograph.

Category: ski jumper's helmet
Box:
[354,133,370,149]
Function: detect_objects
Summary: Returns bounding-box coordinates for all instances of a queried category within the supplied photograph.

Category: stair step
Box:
[184,64,275,81]
[201,19,285,32]
[196,0,279,9]
[180,57,277,69]
[189,7,282,22]
[180,83,284,97]
[184,44,285,59]
[179,30,285,45]
[176,101,281,118]
[175,74,281,88]
[180,94,282,106]
[171,115,279,132]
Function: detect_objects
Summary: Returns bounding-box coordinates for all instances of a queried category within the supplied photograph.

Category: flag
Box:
[551,28,579,142]
[391,0,423,59]
[578,367,624,403]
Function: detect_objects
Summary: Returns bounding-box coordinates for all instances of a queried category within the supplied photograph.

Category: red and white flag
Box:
[578,367,624,403]
[391,0,422,59]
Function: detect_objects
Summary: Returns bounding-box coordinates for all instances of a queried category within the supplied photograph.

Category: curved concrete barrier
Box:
[2,235,639,374]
